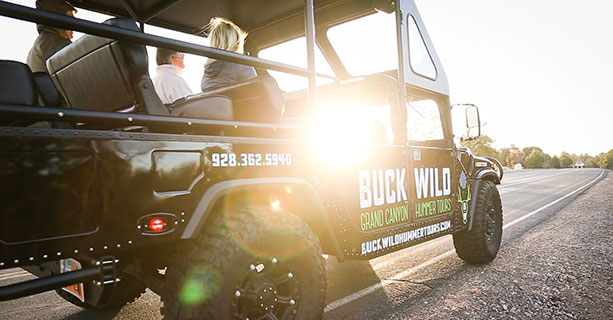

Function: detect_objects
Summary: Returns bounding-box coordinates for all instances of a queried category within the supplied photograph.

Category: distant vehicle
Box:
[573,161,585,168]
[514,163,524,170]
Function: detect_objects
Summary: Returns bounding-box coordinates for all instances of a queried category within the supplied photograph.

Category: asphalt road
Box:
[0,168,610,319]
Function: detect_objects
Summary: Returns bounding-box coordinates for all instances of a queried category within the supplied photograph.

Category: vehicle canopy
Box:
[2,0,449,98]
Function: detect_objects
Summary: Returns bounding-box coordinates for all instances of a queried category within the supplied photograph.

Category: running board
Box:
[0,257,118,301]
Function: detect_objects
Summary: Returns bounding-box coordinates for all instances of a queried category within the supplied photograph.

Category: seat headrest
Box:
[33,72,62,106]
[0,60,37,106]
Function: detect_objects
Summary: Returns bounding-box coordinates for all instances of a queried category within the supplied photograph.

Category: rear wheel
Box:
[453,180,503,264]
[161,205,327,320]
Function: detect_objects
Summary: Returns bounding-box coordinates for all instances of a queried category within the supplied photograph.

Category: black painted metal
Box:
[0,266,101,301]
[0,104,302,134]
[142,0,184,23]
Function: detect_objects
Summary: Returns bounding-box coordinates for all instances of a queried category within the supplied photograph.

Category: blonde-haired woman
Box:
[200,17,257,92]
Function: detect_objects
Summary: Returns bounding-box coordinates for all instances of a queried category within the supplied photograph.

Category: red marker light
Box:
[149,218,165,232]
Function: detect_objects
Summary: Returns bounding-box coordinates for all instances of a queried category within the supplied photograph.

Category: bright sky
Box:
[1,0,611,156]
[414,0,613,156]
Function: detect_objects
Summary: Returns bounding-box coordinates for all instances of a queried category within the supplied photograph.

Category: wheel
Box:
[56,273,146,309]
[453,180,503,264]
[161,205,327,320]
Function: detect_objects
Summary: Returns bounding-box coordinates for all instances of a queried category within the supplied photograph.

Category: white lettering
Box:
[373,170,385,206]
[359,168,408,208]
[385,169,396,204]
[359,171,371,209]
[429,168,435,198]
[396,168,408,202]
[414,168,429,200]
[442,167,451,196]
[435,168,443,197]
[360,220,452,255]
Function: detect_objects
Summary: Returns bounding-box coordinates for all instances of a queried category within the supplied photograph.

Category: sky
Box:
[413,0,613,156]
[1,0,612,156]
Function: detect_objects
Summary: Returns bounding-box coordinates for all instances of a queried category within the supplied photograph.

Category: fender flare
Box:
[180,177,344,260]
[467,168,499,230]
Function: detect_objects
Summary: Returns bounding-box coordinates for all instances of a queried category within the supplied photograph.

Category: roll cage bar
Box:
[0,0,320,106]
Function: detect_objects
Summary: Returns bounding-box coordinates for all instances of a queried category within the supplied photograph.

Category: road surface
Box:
[0,168,610,319]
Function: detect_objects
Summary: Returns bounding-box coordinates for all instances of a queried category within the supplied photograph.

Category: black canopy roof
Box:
[75,0,377,48]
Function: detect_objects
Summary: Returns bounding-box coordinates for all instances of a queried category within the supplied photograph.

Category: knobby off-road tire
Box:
[56,273,146,309]
[161,205,327,320]
[453,180,503,264]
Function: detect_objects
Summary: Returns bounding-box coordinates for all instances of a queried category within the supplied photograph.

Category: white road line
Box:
[502,169,605,230]
[324,169,605,314]
[499,170,572,190]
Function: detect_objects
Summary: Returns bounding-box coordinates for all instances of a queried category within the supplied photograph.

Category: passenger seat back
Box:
[46,18,168,115]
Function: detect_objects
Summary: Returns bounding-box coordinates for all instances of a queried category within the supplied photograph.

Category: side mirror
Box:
[465,105,480,140]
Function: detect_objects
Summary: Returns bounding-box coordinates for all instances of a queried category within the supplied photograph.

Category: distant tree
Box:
[594,149,613,169]
[543,153,552,167]
[559,154,573,168]
[461,135,499,159]
[506,144,525,167]
[522,146,543,158]
[594,153,607,169]
[525,149,546,168]
[498,147,510,167]
[550,155,561,168]
[560,152,577,163]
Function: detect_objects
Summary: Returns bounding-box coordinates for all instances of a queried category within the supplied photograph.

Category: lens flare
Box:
[179,265,221,307]
[309,106,374,164]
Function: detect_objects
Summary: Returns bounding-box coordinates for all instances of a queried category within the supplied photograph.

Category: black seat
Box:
[0,60,38,108]
[46,18,171,116]
[171,76,285,123]
[45,18,233,122]
[0,60,64,126]
[33,72,62,107]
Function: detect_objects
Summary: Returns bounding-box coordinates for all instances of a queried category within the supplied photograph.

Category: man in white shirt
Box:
[152,48,192,104]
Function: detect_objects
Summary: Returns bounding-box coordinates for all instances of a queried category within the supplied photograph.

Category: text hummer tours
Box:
[0,0,504,318]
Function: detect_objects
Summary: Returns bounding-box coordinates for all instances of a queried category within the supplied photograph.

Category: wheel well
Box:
[189,184,340,258]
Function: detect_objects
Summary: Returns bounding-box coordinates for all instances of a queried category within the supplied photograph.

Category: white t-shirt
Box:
[152,65,192,104]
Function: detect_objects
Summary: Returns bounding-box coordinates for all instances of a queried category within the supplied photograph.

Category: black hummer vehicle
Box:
[0,0,503,318]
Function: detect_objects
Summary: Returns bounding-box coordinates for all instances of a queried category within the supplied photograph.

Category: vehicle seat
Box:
[46,18,169,116]
[46,18,232,121]
[33,72,62,107]
[0,60,64,126]
[0,60,37,108]
[170,76,284,123]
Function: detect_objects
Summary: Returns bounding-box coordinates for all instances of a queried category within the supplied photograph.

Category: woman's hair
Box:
[205,17,247,54]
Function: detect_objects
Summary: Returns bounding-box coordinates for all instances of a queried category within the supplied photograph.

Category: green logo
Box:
[458,171,471,224]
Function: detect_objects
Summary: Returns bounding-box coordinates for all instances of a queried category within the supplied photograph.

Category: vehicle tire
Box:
[453,180,502,264]
[56,273,146,309]
[161,205,327,320]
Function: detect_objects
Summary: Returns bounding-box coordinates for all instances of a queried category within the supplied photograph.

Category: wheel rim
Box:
[233,256,299,320]
[484,200,497,241]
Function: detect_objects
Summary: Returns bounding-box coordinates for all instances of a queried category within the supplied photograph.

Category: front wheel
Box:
[161,205,327,320]
[453,180,503,264]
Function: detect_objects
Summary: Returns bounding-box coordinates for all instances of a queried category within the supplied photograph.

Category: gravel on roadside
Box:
[380,170,613,320]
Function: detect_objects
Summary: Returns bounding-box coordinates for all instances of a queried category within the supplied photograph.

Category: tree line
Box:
[461,135,613,169]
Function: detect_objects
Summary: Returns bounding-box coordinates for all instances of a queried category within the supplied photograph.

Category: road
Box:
[0,168,610,319]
